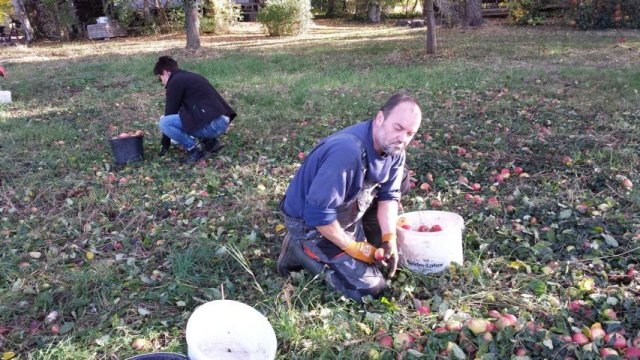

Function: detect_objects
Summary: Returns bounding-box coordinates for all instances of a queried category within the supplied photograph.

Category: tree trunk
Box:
[11,0,34,42]
[184,1,200,50]
[424,0,436,54]
[143,0,152,26]
[466,0,483,27]
[326,0,337,17]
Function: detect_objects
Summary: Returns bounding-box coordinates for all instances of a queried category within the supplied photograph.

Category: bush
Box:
[500,0,547,25]
[568,0,640,30]
[201,0,243,34]
[257,0,312,36]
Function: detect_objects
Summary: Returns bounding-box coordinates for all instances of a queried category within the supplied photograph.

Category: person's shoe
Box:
[277,234,325,277]
[277,234,303,276]
[184,147,205,164]
[202,138,224,155]
[158,146,169,157]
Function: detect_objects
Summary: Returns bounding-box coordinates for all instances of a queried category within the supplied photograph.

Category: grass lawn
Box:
[1,19,639,359]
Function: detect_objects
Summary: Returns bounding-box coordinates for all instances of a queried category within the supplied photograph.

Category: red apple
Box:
[467,318,490,335]
[568,300,584,312]
[488,310,501,319]
[417,306,430,315]
[471,183,481,191]
[374,248,385,262]
[51,324,60,334]
[117,132,130,139]
[297,151,305,160]
[602,308,618,320]
[429,224,443,232]
[627,268,638,277]
[624,347,640,359]
[622,178,633,190]
[419,183,431,192]
[446,320,463,332]
[487,197,500,209]
[393,333,415,350]
[514,166,523,175]
[418,225,430,232]
[486,322,496,333]
[378,335,393,348]
[600,348,618,357]
[430,199,442,208]
[604,332,627,350]
[503,314,518,326]
[515,348,527,356]
[434,327,448,334]
[464,193,473,201]
[401,224,412,231]
[572,332,590,345]
[590,323,606,340]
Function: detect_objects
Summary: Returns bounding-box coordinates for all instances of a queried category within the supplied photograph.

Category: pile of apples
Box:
[397,218,443,233]
[112,130,144,139]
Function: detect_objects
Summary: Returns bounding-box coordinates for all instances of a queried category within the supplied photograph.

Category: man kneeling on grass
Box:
[154,56,237,164]
[277,93,422,303]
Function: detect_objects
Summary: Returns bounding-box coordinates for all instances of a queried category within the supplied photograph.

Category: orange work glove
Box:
[380,233,399,277]
[342,241,378,264]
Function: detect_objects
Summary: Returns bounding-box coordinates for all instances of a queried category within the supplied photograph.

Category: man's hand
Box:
[381,233,399,277]
[342,241,378,264]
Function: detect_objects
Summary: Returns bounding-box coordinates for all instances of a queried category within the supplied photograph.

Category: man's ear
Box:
[374,110,385,125]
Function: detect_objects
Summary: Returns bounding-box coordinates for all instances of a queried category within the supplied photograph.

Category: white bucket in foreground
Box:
[396,210,464,274]
[186,300,277,360]
[0,91,11,104]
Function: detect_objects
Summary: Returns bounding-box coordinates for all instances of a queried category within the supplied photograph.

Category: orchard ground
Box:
[1,19,639,359]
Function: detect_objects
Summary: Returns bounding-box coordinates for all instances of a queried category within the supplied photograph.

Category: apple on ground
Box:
[417,306,430,315]
[378,335,393,348]
[467,318,490,335]
[471,183,481,191]
[589,323,606,340]
[393,333,415,350]
[604,332,627,350]
[624,347,640,359]
[600,348,618,357]
[572,332,590,346]
[446,320,463,332]
[131,338,148,350]
[602,308,618,320]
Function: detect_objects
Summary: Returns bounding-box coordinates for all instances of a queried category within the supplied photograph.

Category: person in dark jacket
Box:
[276,93,422,303]
[153,56,237,163]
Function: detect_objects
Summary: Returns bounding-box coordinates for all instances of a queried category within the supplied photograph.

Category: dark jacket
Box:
[164,69,236,133]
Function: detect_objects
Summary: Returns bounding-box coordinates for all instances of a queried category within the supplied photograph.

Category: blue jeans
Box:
[159,114,230,150]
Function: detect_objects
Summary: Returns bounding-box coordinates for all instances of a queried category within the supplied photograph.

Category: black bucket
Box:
[110,136,144,165]
[126,352,187,360]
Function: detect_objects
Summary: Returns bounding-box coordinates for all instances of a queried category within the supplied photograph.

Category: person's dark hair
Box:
[153,56,179,75]
[380,93,420,119]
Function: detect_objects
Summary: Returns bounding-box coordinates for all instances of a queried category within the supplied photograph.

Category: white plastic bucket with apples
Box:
[396,210,464,274]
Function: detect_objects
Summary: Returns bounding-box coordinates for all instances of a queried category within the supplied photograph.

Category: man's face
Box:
[158,70,170,87]
[372,102,422,156]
